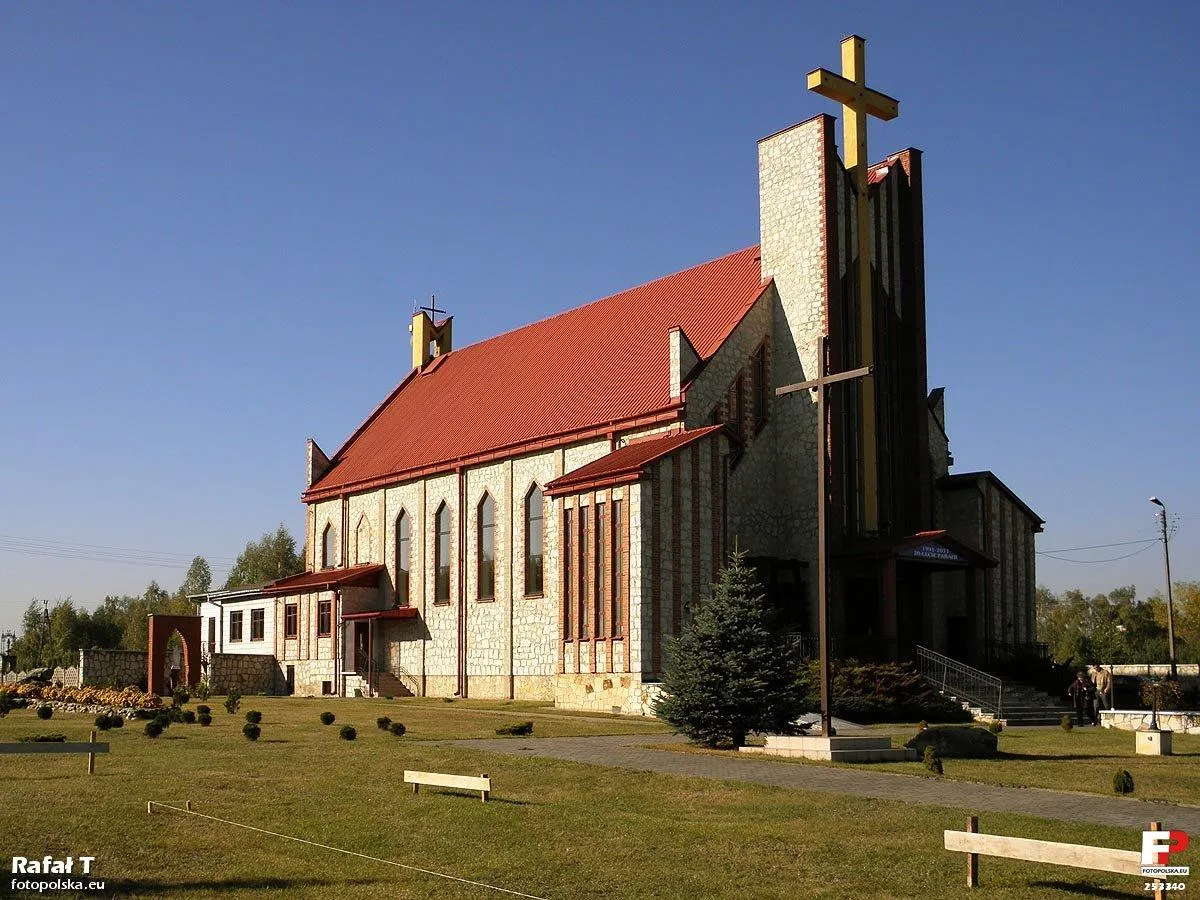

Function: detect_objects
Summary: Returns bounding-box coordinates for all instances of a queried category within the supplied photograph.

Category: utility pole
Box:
[1149,496,1177,680]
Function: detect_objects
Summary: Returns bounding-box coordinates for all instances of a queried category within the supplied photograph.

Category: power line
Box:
[1038,543,1159,564]
[1037,538,1158,554]
[0,533,238,567]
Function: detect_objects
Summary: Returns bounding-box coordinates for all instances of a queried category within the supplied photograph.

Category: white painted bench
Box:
[404,770,491,802]
[946,816,1171,899]
[0,730,109,774]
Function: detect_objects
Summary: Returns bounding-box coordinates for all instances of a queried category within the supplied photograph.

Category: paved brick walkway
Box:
[448,733,1200,832]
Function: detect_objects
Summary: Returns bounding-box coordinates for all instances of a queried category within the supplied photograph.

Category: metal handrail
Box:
[916,645,1004,719]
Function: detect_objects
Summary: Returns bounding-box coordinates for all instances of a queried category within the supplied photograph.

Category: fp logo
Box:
[1141,830,1190,876]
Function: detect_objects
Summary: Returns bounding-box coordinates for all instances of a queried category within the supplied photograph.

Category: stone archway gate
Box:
[147,615,202,697]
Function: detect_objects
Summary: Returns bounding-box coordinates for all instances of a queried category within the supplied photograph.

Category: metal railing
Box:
[917,644,1004,719]
[788,632,898,663]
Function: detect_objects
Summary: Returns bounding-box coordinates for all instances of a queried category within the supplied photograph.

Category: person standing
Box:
[1067,671,1090,726]
[1090,664,1113,715]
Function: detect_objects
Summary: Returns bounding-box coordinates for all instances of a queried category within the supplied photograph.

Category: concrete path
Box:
[448,733,1200,832]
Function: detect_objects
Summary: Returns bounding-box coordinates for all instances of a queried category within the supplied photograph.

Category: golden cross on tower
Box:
[808,35,899,533]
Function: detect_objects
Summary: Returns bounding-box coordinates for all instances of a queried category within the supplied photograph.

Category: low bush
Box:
[384,694,394,701]
[1061,714,1073,731]
[18,734,66,743]
[495,721,534,736]
[171,689,190,708]
[389,722,406,737]
[922,745,943,775]
[320,711,335,726]
[198,713,212,727]
[166,707,186,724]
[144,720,164,738]
[109,714,124,729]
[194,681,211,701]
[224,692,242,715]
[796,661,973,725]
[196,705,211,716]
[133,709,157,720]
[242,723,261,741]
[443,697,454,703]
[1112,769,1135,794]
[182,710,197,724]
[153,711,170,728]
[376,716,392,731]
[987,720,1004,734]
[340,725,357,741]
[245,710,262,725]
[95,714,112,731]
[36,705,53,720]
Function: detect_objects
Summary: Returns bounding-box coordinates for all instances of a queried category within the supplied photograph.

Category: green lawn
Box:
[651,723,1200,804]
[0,698,1187,898]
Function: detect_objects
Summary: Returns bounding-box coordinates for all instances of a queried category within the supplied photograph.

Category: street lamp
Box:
[1149,496,1178,680]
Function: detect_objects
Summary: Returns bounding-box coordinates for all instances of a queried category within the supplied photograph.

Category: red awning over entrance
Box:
[341,607,419,622]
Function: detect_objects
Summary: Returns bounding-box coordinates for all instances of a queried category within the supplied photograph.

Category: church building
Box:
[199,99,1041,711]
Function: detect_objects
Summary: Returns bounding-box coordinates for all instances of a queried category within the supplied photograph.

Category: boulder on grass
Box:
[904,725,997,759]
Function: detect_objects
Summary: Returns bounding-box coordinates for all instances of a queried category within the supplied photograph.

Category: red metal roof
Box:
[262,563,384,595]
[544,426,723,497]
[305,247,769,500]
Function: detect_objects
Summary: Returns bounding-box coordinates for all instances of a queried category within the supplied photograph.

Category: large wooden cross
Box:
[807,35,898,533]
[777,336,872,737]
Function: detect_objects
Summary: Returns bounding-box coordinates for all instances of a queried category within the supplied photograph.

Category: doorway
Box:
[285,665,295,695]
[353,622,370,673]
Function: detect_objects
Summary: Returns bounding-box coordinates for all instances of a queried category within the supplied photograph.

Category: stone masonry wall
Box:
[208,652,281,695]
[757,115,832,623]
[79,648,148,688]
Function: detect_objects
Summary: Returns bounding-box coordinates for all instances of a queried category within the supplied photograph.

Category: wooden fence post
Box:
[481,774,489,803]
[966,815,979,888]
[87,730,97,775]
[1150,822,1164,900]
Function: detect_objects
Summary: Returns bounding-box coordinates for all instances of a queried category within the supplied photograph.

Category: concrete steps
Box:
[742,734,917,762]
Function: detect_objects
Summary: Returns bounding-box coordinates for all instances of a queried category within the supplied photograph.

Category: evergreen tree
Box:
[654,552,803,747]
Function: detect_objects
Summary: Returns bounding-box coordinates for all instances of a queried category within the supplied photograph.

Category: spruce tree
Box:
[654,552,803,747]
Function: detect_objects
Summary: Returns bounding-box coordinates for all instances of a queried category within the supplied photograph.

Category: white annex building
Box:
[195,105,1040,713]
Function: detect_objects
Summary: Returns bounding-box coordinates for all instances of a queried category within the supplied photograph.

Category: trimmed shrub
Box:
[133,709,158,720]
[1112,769,1135,794]
[36,705,53,720]
[987,720,1004,734]
[171,689,190,708]
[797,660,973,726]
[376,716,392,731]
[144,720,164,738]
[198,713,213,727]
[923,745,944,775]
[242,723,261,741]
[182,710,197,724]
[320,711,335,726]
[196,705,211,716]
[389,722,406,737]
[339,725,357,741]
[109,714,124,729]
[443,697,454,703]
[166,707,186,723]
[95,714,112,731]
[905,725,997,759]
[153,711,170,728]
[19,733,67,743]
[384,694,394,701]
[245,710,262,725]
[495,721,534,736]
[1061,714,1073,731]
[224,692,242,715]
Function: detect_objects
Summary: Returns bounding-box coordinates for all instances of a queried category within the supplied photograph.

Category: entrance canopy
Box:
[341,607,420,622]
[834,529,996,569]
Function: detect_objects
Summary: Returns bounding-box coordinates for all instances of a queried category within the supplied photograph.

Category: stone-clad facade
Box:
[205,108,1039,707]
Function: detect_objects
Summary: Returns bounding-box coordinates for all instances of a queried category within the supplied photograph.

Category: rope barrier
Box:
[146,800,549,900]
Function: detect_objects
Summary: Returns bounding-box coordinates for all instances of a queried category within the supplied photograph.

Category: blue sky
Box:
[1,3,1196,630]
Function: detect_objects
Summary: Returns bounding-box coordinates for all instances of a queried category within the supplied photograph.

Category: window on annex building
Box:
[752,344,769,429]
[230,611,244,643]
[395,511,411,605]
[525,485,544,596]
[317,600,332,637]
[250,608,265,641]
[321,523,337,570]
[477,493,496,600]
[435,503,451,604]
[284,604,298,639]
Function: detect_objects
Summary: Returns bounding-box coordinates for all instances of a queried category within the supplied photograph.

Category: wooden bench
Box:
[945,815,1172,900]
[404,770,490,802]
[0,730,109,774]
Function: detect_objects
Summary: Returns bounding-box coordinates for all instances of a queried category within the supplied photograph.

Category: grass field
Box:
[0,697,1190,898]
[652,723,1200,805]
